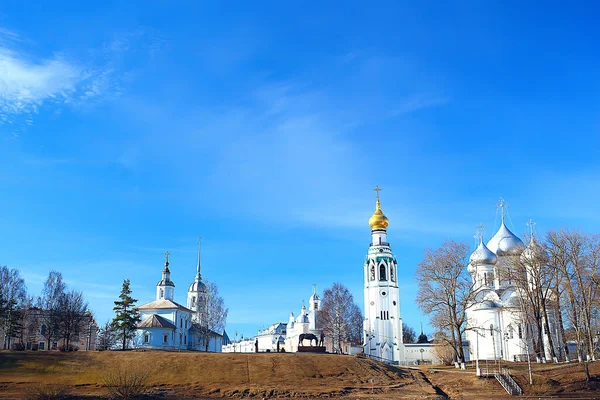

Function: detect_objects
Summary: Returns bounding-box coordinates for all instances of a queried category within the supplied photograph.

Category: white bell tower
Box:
[363,186,404,364]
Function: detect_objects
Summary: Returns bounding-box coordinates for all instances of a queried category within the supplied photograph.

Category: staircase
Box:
[494,368,523,396]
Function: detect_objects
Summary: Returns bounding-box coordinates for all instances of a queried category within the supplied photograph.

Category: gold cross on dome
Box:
[373,185,382,199]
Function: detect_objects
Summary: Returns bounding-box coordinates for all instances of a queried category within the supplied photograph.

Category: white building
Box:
[222,323,286,353]
[285,287,324,352]
[465,199,562,362]
[362,187,405,364]
[135,247,224,351]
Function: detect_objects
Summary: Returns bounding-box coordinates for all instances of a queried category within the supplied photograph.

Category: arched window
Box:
[518,324,523,339]
[370,265,375,281]
[144,333,150,344]
[489,324,494,337]
[40,324,47,336]
[380,264,386,281]
[160,289,164,298]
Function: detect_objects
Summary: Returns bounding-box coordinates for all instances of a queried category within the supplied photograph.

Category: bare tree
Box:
[58,290,89,350]
[416,241,476,364]
[0,266,28,349]
[195,280,228,352]
[37,271,66,350]
[402,323,417,344]
[97,320,118,350]
[320,282,363,353]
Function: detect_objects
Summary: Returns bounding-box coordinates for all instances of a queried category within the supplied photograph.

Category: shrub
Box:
[103,366,150,399]
[25,383,73,400]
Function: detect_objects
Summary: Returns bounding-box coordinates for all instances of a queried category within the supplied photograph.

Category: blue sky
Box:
[1,1,599,338]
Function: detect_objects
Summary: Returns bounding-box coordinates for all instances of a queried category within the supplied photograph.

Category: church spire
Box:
[195,237,202,281]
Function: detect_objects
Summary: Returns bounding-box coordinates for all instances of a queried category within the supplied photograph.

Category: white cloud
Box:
[0,28,127,124]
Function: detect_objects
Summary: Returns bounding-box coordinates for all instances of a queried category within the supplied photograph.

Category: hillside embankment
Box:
[0,351,598,399]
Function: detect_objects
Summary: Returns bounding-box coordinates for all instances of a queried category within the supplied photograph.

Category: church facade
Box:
[285,287,324,353]
[134,245,224,351]
[362,187,405,364]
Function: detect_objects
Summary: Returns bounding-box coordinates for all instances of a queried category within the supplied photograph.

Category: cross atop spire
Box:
[373,185,382,200]
[526,218,536,236]
[496,197,509,223]
[312,283,317,295]
[165,251,170,267]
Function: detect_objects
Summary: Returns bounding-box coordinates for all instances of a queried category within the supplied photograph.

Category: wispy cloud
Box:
[388,93,449,117]
[0,28,148,125]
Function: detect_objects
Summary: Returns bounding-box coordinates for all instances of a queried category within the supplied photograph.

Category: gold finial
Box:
[369,185,389,230]
[165,251,170,267]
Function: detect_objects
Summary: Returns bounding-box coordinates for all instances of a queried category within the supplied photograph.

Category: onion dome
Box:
[369,197,389,230]
[487,222,525,256]
[296,314,309,324]
[469,240,498,266]
[521,237,548,263]
[157,251,175,287]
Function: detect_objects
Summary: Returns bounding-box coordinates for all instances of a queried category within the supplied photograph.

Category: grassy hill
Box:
[0,351,598,399]
[0,351,444,399]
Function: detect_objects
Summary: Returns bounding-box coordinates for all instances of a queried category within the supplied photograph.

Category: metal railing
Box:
[494,368,523,396]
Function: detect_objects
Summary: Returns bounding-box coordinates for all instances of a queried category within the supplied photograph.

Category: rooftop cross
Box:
[496,197,509,222]
[312,283,317,295]
[165,251,170,267]
[475,223,485,243]
[373,185,382,200]
[526,218,536,236]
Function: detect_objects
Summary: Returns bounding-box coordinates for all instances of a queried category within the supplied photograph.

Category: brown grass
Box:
[0,351,440,399]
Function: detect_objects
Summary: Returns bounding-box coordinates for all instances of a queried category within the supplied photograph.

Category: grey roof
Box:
[137,298,192,312]
[137,314,176,329]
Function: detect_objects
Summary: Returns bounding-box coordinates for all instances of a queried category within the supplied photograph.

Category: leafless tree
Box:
[402,323,417,344]
[546,230,600,381]
[0,266,28,349]
[37,271,66,350]
[416,240,476,364]
[98,320,118,350]
[321,282,363,353]
[195,280,228,351]
[58,290,89,349]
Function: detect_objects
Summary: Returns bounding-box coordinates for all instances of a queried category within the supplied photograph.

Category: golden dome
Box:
[369,198,389,230]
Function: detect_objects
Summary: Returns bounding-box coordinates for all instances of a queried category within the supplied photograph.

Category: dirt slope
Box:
[0,351,444,399]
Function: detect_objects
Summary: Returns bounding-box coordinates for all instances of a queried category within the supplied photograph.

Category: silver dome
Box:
[469,241,498,266]
[188,280,206,292]
[487,222,525,256]
[296,314,309,324]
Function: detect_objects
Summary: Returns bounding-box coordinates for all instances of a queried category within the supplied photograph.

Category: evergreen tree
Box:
[111,279,141,350]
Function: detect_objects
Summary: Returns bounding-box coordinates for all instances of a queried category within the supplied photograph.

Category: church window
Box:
[180,333,182,344]
[180,318,183,328]
[314,302,318,310]
[390,265,395,281]
[184,335,187,345]
[378,237,382,245]
[489,324,493,337]
[39,341,45,350]
[163,334,168,344]
[144,333,150,344]
[160,289,164,298]
[484,273,488,286]
[518,324,523,339]
[40,324,47,336]
[379,264,386,280]
[192,296,196,305]
[370,265,375,281]
[508,326,514,339]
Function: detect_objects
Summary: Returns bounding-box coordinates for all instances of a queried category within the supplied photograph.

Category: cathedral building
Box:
[362,187,405,364]
[465,199,562,363]
[284,286,324,352]
[135,244,224,351]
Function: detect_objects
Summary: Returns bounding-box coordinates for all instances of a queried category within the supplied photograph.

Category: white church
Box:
[134,244,225,351]
[465,199,562,363]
